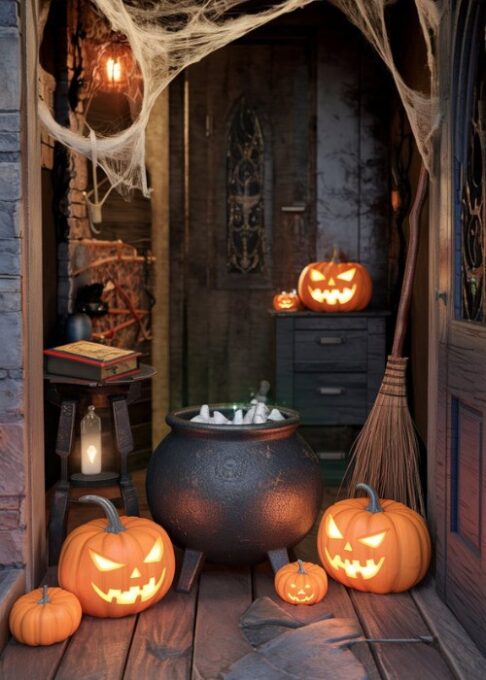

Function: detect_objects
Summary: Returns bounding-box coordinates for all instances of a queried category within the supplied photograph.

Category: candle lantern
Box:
[80,405,102,475]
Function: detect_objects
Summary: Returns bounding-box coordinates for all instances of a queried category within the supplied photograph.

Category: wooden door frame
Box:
[427,0,451,591]
[429,0,486,597]
[21,0,46,585]
[0,0,45,650]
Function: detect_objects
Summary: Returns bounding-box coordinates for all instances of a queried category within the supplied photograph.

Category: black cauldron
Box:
[146,404,322,589]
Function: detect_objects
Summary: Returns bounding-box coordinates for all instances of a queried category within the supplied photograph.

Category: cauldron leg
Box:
[267,548,290,573]
[176,548,206,592]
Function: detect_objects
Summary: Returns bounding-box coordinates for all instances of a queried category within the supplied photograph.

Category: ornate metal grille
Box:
[226,97,266,274]
[461,27,486,322]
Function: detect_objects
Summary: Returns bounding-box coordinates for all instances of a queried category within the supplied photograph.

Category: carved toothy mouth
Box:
[308,285,357,305]
[287,593,315,603]
[91,569,166,604]
[324,548,384,580]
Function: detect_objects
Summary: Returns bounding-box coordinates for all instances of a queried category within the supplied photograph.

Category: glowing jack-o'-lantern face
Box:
[272,290,301,312]
[58,495,176,618]
[88,536,167,606]
[317,483,432,593]
[274,560,328,606]
[298,254,372,313]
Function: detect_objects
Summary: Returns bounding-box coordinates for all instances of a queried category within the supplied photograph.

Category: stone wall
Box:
[0,0,25,568]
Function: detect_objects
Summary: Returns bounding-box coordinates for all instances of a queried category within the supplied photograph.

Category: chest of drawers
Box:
[274,311,388,426]
[273,312,388,484]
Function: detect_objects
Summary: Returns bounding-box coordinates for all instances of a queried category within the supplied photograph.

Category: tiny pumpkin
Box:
[272,290,301,312]
[317,483,431,593]
[9,585,82,646]
[275,559,328,605]
[298,248,372,313]
[58,495,175,618]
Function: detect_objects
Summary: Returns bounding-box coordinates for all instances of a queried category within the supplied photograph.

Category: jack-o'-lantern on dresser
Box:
[298,248,372,313]
[272,289,301,312]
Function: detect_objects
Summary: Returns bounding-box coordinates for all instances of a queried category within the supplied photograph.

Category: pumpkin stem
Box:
[37,585,50,605]
[297,559,307,574]
[331,244,341,262]
[78,494,126,533]
[355,483,383,513]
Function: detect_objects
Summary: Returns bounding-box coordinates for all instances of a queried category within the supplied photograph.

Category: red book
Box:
[44,341,140,381]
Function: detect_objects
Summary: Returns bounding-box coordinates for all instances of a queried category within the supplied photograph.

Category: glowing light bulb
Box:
[106,57,122,84]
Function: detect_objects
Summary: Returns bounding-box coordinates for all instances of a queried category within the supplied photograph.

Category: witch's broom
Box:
[345,163,428,515]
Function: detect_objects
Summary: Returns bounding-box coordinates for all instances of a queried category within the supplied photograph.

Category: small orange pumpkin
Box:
[275,559,328,605]
[317,483,431,593]
[272,290,301,312]
[9,585,82,646]
[58,495,175,618]
[298,249,372,312]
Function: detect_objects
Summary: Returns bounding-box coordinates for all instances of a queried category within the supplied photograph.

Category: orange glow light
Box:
[106,57,122,84]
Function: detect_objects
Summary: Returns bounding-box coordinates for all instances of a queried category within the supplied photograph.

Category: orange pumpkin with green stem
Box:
[317,483,431,593]
[275,559,328,605]
[9,585,82,646]
[298,248,372,312]
[58,495,175,618]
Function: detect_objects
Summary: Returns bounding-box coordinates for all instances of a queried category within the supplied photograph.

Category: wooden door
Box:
[170,32,315,406]
[435,0,486,654]
[168,5,390,409]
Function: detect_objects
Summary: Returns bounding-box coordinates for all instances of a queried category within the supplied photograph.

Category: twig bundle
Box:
[346,164,428,515]
[347,356,424,515]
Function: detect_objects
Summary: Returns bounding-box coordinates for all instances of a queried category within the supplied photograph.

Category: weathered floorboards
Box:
[253,562,382,680]
[350,590,456,680]
[191,567,253,679]
[412,579,486,680]
[1,562,482,679]
[123,587,197,680]
[54,614,137,680]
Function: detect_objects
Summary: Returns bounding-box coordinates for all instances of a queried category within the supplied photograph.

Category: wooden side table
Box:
[45,364,156,565]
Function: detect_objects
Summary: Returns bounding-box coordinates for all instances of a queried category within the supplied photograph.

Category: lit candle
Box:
[81,405,102,475]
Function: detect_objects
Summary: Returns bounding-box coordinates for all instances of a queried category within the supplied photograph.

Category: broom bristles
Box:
[345,356,425,515]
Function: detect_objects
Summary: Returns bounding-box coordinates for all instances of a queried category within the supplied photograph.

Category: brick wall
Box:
[0,1,25,568]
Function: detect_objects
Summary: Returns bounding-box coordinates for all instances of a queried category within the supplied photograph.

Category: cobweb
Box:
[38,0,443,198]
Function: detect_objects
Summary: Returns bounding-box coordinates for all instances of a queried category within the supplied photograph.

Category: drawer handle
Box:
[317,386,345,396]
[318,336,345,345]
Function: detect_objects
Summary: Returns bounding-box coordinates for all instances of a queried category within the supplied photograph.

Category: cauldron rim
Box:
[165,403,300,440]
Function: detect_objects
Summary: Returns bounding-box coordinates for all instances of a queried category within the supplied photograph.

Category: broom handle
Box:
[391,163,428,358]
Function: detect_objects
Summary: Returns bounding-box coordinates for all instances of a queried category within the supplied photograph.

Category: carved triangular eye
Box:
[310,269,326,282]
[89,549,125,571]
[144,536,164,563]
[358,531,386,548]
[326,514,343,539]
[337,268,356,282]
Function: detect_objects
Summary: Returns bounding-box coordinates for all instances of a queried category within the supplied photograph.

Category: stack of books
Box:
[44,341,141,381]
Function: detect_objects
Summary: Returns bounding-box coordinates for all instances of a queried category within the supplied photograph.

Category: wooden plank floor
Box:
[1,473,485,679]
[0,561,469,680]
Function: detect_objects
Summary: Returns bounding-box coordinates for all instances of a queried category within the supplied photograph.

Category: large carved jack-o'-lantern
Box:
[58,495,175,617]
[298,249,372,312]
[317,483,431,593]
